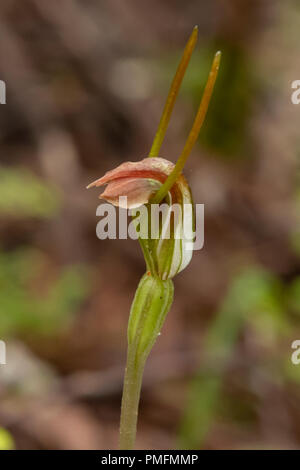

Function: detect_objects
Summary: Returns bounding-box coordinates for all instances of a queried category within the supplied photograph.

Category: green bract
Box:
[127,273,174,361]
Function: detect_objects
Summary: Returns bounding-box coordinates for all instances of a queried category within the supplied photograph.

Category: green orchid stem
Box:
[151,51,221,205]
[148,26,198,158]
[119,345,145,450]
[119,273,174,449]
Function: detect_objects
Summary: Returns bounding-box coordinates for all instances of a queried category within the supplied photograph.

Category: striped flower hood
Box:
[87,157,194,280]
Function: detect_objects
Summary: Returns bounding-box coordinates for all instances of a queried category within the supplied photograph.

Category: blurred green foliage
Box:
[0,167,89,337]
[0,167,61,218]
[288,277,300,316]
[0,248,89,337]
[0,427,15,450]
[178,266,298,449]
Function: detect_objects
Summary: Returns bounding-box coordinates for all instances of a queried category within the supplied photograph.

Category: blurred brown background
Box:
[0,0,299,450]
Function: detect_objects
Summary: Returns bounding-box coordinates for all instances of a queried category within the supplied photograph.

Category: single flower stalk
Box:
[87,26,221,449]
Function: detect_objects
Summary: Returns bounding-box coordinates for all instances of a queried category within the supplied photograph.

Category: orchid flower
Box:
[87,156,194,280]
[87,26,221,449]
